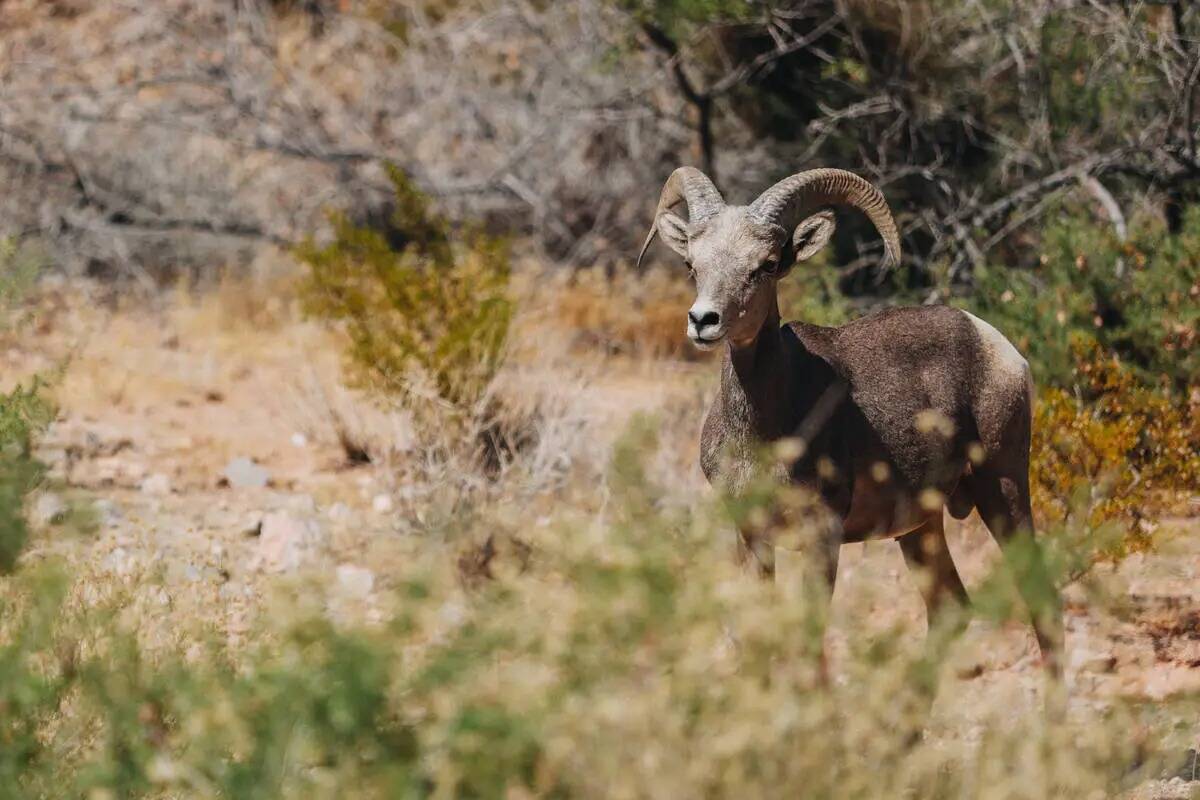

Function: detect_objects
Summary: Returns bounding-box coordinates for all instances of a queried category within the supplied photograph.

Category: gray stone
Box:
[249,511,324,572]
[222,457,271,489]
[31,492,67,527]
[141,473,172,495]
[103,547,134,575]
[336,564,375,598]
[93,499,124,528]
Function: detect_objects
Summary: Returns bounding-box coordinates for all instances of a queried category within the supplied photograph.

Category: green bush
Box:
[298,165,513,414]
[0,238,53,571]
[0,379,51,573]
[966,208,1200,390]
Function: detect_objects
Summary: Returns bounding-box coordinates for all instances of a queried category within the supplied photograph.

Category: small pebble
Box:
[336,564,375,598]
[32,492,67,526]
[141,473,172,495]
[222,457,270,489]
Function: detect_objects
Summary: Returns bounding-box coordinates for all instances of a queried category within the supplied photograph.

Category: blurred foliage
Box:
[298,165,513,414]
[547,265,706,360]
[777,252,854,327]
[0,379,50,574]
[1031,339,1199,547]
[0,238,43,328]
[968,209,1200,390]
[0,423,1185,798]
[0,251,52,574]
[614,0,756,35]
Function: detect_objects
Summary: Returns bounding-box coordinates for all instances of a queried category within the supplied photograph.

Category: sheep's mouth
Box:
[689,333,724,351]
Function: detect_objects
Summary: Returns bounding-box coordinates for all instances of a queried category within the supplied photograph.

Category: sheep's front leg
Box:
[774,515,842,600]
[774,513,843,685]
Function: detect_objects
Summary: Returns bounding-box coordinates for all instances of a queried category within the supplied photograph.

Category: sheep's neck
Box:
[725,296,792,441]
[700,295,796,487]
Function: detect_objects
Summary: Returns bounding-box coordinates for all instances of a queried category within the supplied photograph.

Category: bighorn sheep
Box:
[637,166,1062,674]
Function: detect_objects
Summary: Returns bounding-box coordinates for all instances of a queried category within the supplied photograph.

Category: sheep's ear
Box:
[656,212,690,259]
[791,210,836,263]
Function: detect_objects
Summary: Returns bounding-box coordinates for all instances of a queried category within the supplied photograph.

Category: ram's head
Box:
[637,167,901,349]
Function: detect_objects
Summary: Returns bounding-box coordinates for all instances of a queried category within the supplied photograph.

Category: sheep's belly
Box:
[839,473,941,541]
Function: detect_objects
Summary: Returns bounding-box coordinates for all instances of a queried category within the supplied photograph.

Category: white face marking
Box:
[963,311,1028,380]
[684,207,784,348]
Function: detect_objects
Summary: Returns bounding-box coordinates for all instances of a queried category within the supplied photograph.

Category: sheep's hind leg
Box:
[898,514,970,623]
[896,513,971,738]
[973,467,1064,681]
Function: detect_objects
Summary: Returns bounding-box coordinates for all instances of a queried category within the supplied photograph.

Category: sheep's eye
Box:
[758,258,779,276]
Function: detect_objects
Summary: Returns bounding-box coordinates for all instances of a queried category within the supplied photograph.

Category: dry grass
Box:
[526,265,713,362]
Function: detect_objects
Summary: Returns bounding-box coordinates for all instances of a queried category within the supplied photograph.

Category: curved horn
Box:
[749,169,901,266]
[635,167,725,269]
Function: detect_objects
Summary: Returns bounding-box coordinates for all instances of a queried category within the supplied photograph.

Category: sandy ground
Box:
[6,277,1200,795]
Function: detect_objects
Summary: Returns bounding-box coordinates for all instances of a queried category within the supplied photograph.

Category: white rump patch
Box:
[962,310,1028,383]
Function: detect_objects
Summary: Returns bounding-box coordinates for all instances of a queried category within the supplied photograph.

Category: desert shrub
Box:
[0,423,1185,798]
[298,165,513,414]
[0,380,51,575]
[1031,339,1200,551]
[0,248,49,572]
[0,238,42,328]
[614,0,755,33]
[968,208,1200,390]
[544,265,705,361]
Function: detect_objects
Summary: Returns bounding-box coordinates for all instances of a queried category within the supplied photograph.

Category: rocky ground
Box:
[6,276,1200,797]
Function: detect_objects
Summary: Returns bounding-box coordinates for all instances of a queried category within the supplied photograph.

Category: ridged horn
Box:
[749,168,901,266]
[636,167,725,269]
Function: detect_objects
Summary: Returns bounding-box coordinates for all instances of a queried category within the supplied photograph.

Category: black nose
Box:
[688,309,721,329]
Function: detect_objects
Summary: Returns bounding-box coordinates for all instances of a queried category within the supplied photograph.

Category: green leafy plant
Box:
[0,379,51,575]
[0,238,43,329]
[298,165,513,415]
[967,208,1200,390]
[613,0,757,34]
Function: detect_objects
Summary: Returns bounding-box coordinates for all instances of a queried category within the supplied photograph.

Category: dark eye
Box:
[757,257,780,277]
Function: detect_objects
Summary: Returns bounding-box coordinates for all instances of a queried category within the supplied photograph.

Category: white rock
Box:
[249,511,324,573]
[289,494,316,514]
[93,499,123,528]
[290,432,308,448]
[327,502,350,520]
[222,457,270,489]
[372,494,394,514]
[31,492,67,526]
[336,564,375,598]
[103,547,134,575]
[141,473,172,495]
